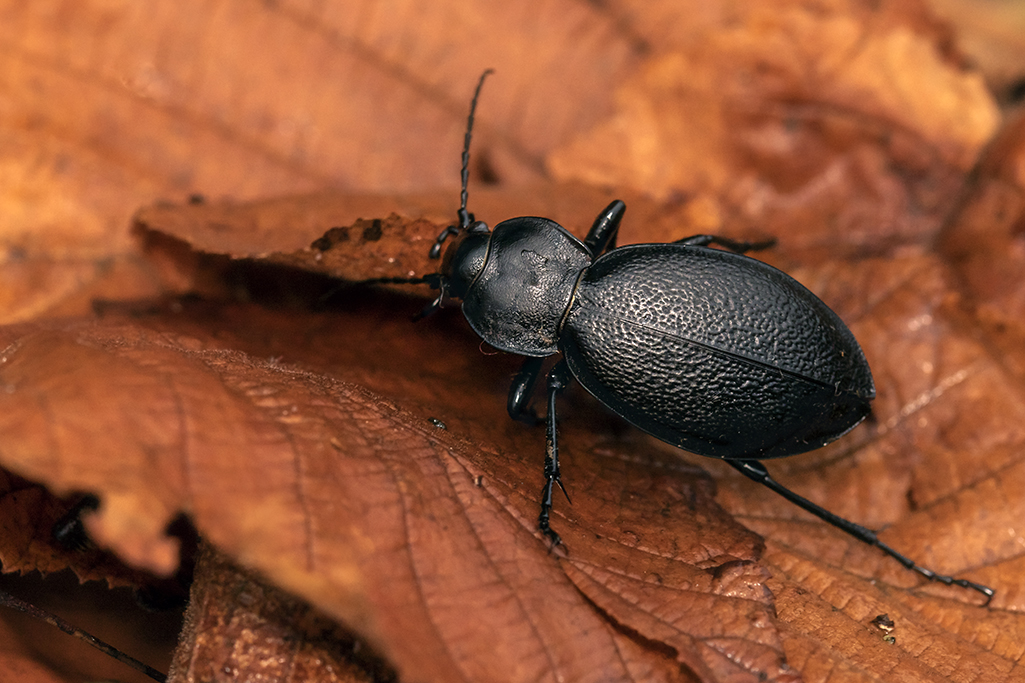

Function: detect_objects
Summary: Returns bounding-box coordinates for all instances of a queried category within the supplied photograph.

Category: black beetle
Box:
[417,70,992,602]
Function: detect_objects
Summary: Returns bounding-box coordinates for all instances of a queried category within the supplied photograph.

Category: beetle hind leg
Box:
[728,459,994,604]
[673,234,776,254]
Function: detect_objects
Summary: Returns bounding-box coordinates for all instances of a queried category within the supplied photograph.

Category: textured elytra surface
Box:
[563,245,874,459]
[575,247,872,389]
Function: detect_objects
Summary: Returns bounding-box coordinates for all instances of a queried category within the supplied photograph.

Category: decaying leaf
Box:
[548,0,1000,251]
[925,0,1025,104]
[130,184,744,297]
[2,1,1025,682]
[0,469,156,586]
[0,306,786,682]
[169,544,387,683]
[940,108,1025,384]
[0,0,638,323]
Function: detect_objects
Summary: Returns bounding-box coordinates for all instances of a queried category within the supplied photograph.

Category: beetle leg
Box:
[673,234,776,254]
[507,356,544,425]
[410,275,450,321]
[584,200,626,258]
[728,459,994,604]
[428,225,462,259]
[411,292,444,321]
[539,360,573,546]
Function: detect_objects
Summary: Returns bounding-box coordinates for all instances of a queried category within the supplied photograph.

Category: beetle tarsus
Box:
[538,511,563,548]
[879,540,995,605]
[539,468,567,550]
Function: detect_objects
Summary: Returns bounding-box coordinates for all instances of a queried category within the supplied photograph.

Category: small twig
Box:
[0,587,167,682]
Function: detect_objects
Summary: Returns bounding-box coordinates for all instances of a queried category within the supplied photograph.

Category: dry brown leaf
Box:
[939,108,1025,384]
[926,0,1025,104]
[8,185,1025,682]
[0,0,638,323]
[0,469,155,585]
[130,184,778,299]
[0,307,787,682]
[549,0,999,251]
[5,1,995,322]
[2,1,1024,682]
[170,544,385,683]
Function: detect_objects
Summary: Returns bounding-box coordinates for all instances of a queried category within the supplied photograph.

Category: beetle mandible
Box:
[417,70,992,603]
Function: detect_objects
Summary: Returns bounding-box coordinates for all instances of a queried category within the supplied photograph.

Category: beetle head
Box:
[411,219,490,321]
[441,220,491,300]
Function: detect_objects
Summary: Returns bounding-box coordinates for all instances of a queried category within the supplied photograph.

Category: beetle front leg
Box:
[584,200,626,258]
[539,359,573,546]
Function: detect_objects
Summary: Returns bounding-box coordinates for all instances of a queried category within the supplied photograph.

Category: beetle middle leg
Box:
[538,359,573,546]
[673,234,776,254]
[507,356,544,425]
[728,459,994,603]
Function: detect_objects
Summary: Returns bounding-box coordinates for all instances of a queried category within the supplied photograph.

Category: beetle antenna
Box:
[458,68,493,230]
[428,69,494,259]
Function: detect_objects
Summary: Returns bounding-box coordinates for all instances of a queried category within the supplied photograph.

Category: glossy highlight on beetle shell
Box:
[461,217,591,357]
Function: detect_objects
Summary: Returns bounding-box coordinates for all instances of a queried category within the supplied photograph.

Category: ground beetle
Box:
[416,71,992,602]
